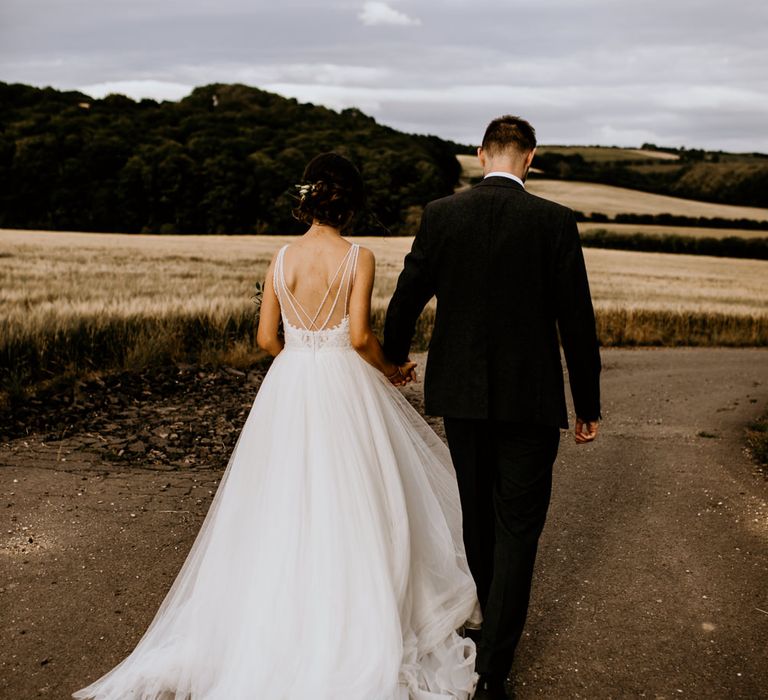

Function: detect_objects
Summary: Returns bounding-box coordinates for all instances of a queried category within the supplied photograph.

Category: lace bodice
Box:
[283,316,354,351]
[273,243,360,352]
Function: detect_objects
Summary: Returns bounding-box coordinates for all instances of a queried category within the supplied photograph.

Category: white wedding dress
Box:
[72,242,481,700]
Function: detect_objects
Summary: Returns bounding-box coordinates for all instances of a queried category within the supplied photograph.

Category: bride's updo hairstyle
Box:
[293,152,366,230]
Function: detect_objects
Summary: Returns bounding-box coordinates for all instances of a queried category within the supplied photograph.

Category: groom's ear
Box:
[477,146,486,169]
[524,148,536,170]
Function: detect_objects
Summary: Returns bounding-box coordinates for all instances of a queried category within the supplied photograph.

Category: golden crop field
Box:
[583,248,766,315]
[4,228,766,315]
[2,227,766,394]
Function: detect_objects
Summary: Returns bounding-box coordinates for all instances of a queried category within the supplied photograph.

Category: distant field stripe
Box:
[626,149,680,161]
[580,230,768,260]
[578,222,768,240]
[535,146,676,163]
[526,179,768,221]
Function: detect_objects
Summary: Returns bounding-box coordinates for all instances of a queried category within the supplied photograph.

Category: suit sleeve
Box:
[554,209,602,421]
[382,205,435,364]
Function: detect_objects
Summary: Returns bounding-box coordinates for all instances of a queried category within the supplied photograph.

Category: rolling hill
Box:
[0,81,462,235]
[531,145,768,208]
[457,153,768,225]
[2,79,766,236]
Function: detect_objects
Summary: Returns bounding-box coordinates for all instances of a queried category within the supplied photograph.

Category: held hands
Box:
[386,361,418,386]
[574,417,599,444]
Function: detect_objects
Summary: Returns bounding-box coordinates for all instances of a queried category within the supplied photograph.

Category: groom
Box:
[383,115,601,699]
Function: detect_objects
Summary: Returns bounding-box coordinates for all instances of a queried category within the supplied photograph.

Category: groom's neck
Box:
[482,157,527,180]
[483,164,526,181]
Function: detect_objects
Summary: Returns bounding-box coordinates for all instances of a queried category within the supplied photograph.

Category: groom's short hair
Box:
[482,115,537,156]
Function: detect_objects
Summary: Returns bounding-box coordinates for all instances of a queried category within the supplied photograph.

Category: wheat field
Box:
[2,228,766,391]
[3,228,767,314]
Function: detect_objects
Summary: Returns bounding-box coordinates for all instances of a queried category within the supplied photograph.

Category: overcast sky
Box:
[2,0,767,151]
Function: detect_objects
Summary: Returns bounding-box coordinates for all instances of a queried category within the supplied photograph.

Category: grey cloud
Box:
[1,0,766,151]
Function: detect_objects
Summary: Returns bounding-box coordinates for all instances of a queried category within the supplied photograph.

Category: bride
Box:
[71,152,482,700]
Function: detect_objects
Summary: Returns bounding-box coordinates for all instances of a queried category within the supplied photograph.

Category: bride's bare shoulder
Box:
[265,242,286,268]
[354,244,376,266]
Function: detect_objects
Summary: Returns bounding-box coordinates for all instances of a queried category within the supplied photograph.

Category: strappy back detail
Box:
[274,243,360,333]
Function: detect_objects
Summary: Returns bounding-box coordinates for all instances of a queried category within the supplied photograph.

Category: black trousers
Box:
[443,417,560,676]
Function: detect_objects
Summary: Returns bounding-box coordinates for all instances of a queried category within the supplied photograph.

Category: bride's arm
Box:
[348,248,406,379]
[256,254,284,357]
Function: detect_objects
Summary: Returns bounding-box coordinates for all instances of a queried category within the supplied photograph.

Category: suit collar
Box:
[473,175,526,192]
[485,171,525,187]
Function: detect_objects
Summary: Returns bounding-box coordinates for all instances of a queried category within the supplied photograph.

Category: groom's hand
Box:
[399,360,418,383]
[574,417,599,444]
[385,360,417,386]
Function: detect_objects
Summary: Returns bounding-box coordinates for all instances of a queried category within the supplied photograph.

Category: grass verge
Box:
[2,307,767,404]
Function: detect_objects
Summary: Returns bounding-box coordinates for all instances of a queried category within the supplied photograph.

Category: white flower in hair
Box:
[295,182,320,198]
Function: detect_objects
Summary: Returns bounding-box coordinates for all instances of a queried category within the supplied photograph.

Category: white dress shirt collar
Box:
[484,171,525,189]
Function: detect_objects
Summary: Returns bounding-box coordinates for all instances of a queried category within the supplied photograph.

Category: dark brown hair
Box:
[481,115,537,156]
[292,152,366,230]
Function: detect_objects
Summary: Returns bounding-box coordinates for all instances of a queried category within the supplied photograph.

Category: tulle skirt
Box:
[72,341,481,700]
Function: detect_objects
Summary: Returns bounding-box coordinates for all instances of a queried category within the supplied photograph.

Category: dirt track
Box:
[2,348,767,699]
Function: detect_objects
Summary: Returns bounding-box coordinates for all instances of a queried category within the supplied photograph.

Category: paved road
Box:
[2,348,767,698]
[501,348,768,699]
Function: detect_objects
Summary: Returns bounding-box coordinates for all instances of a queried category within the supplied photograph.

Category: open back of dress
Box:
[273,243,360,332]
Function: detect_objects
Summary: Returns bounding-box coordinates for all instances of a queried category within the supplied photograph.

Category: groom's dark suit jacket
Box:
[383,175,601,429]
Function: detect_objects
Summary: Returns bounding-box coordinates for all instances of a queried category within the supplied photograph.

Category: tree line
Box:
[574,211,768,230]
[580,229,768,260]
[0,81,464,235]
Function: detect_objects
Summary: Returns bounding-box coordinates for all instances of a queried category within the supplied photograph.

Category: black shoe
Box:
[503,672,517,700]
[474,672,508,700]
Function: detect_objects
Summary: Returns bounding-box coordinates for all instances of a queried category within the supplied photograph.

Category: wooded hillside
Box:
[0,81,463,234]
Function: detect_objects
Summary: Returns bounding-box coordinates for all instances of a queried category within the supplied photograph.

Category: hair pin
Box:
[295,182,325,198]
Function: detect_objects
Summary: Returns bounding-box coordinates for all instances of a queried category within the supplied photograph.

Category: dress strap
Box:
[343,244,361,317]
[306,245,354,330]
[274,244,313,329]
[272,244,288,304]
[314,244,357,329]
